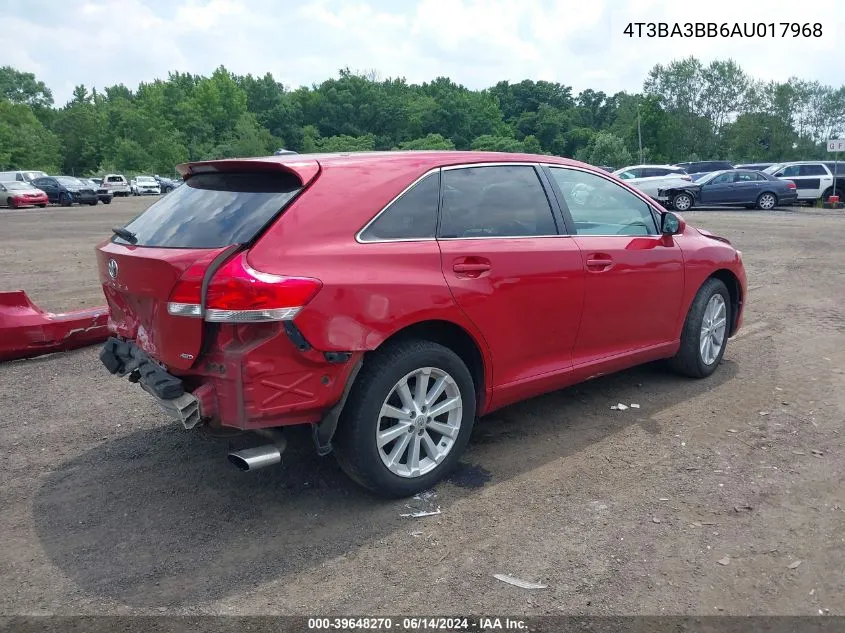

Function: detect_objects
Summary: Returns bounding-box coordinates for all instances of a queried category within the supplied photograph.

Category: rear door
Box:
[545,166,684,363]
[732,171,765,203]
[437,164,585,388]
[97,165,317,370]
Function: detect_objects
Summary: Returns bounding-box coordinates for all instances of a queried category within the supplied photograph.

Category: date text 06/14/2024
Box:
[623,22,823,38]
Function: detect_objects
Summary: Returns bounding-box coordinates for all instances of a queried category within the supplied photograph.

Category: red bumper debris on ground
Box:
[0,290,110,362]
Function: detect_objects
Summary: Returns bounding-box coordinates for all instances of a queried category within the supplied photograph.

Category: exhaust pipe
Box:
[228,445,282,471]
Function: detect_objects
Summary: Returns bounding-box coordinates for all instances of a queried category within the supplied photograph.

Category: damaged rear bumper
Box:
[100,337,203,429]
[0,290,110,362]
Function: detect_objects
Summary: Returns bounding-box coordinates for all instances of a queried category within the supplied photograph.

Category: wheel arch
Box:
[371,319,489,412]
[708,269,742,336]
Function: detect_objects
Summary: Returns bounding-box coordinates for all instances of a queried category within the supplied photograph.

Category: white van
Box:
[0,170,48,183]
[102,174,131,196]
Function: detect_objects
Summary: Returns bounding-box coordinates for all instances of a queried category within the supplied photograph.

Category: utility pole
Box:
[637,100,643,164]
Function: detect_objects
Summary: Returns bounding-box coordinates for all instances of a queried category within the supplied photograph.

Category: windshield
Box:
[115,171,303,248]
[24,171,47,181]
[763,164,783,174]
[56,176,84,186]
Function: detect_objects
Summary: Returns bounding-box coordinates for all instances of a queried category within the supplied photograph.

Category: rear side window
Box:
[115,171,302,248]
[438,165,558,238]
[359,171,439,241]
[800,164,826,176]
[778,165,801,177]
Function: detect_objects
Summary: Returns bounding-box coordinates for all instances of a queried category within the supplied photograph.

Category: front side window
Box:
[549,167,658,236]
[778,165,801,177]
[359,171,439,241]
[710,172,735,185]
[438,165,558,239]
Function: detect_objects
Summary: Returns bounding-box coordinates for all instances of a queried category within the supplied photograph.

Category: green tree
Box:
[470,135,524,152]
[575,132,632,168]
[0,66,53,108]
[397,133,455,150]
[0,100,61,171]
[315,134,376,152]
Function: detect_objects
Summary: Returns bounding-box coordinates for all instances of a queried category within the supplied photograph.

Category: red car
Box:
[97,151,746,497]
[0,181,48,208]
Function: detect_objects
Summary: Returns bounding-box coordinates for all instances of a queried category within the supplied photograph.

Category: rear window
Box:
[106,176,125,183]
[114,171,302,248]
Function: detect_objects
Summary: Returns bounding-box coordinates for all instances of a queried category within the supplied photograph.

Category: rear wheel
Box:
[756,192,777,210]
[89,199,98,206]
[59,192,72,207]
[822,187,843,202]
[334,339,476,497]
[37,203,46,208]
[102,197,111,205]
[669,278,731,378]
[671,192,693,211]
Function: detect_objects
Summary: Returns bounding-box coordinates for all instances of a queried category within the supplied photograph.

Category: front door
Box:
[545,166,685,366]
[700,171,740,204]
[437,164,585,388]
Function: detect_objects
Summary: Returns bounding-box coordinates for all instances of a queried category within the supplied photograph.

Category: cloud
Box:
[5,0,845,106]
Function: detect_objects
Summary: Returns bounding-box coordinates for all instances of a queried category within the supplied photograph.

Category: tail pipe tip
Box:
[227,445,282,472]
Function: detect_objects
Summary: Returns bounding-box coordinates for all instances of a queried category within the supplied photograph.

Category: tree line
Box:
[1,56,843,177]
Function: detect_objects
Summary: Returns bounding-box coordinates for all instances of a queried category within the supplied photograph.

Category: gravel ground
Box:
[1,198,844,617]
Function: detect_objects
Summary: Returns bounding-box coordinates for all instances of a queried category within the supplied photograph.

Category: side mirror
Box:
[661,211,685,236]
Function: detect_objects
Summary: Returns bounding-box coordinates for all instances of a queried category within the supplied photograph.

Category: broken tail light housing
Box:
[167,252,322,323]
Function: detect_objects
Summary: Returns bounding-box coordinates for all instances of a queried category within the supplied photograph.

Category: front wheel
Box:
[89,200,98,206]
[59,192,72,207]
[671,192,693,211]
[669,278,731,378]
[756,192,777,210]
[102,197,111,204]
[37,203,46,208]
[334,340,476,497]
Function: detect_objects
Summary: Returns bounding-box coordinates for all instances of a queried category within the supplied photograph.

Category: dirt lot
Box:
[1,197,844,617]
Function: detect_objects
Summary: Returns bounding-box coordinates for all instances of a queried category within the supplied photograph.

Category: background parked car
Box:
[736,163,774,171]
[763,161,841,203]
[673,160,735,175]
[84,179,113,204]
[154,175,180,193]
[659,169,797,210]
[613,164,691,198]
[31,176,98,206]
[132,176,161,195]
[102,174,131,196]
[0,181,48,208]
[0,170,48,183]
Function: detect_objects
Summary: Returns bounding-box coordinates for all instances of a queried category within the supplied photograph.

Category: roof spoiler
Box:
[176,157,321,187]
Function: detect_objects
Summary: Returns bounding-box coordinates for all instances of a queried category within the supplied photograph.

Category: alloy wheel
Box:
[700,294,727,365]
[376,367,463,478]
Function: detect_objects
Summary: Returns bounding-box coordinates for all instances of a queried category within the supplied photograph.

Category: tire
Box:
[59,192,72,207]
[37,204,46,208]
[89,200,98,206]
[103,197,111,205]
[822,187,843,202]
[164,186,173,193]
[669,278,731,379]
[671,192,693,211]
[334,339,476,497]
[756,192,777,210]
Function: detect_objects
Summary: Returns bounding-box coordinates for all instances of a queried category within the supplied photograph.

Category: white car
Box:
[133,176,161,195]
[102,174,131,196]
[763,161,837,202]
[613,164,692,199]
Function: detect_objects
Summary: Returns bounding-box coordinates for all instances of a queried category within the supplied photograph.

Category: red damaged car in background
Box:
[96,151,746,497]
[0,181,48,208]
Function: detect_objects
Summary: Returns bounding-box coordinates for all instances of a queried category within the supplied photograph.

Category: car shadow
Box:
[33,359,737,607]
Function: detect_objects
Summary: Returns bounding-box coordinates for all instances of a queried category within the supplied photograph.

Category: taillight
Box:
[166,253,322,323]
[787,182,797,189]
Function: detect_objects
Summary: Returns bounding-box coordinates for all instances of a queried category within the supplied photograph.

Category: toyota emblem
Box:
[107,259,119,280]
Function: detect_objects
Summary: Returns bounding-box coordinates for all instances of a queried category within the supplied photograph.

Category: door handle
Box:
[585,254,613,271]
[453,262,491,273]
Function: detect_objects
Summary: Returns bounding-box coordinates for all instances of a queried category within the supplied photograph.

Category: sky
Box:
[4,0,844,106]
